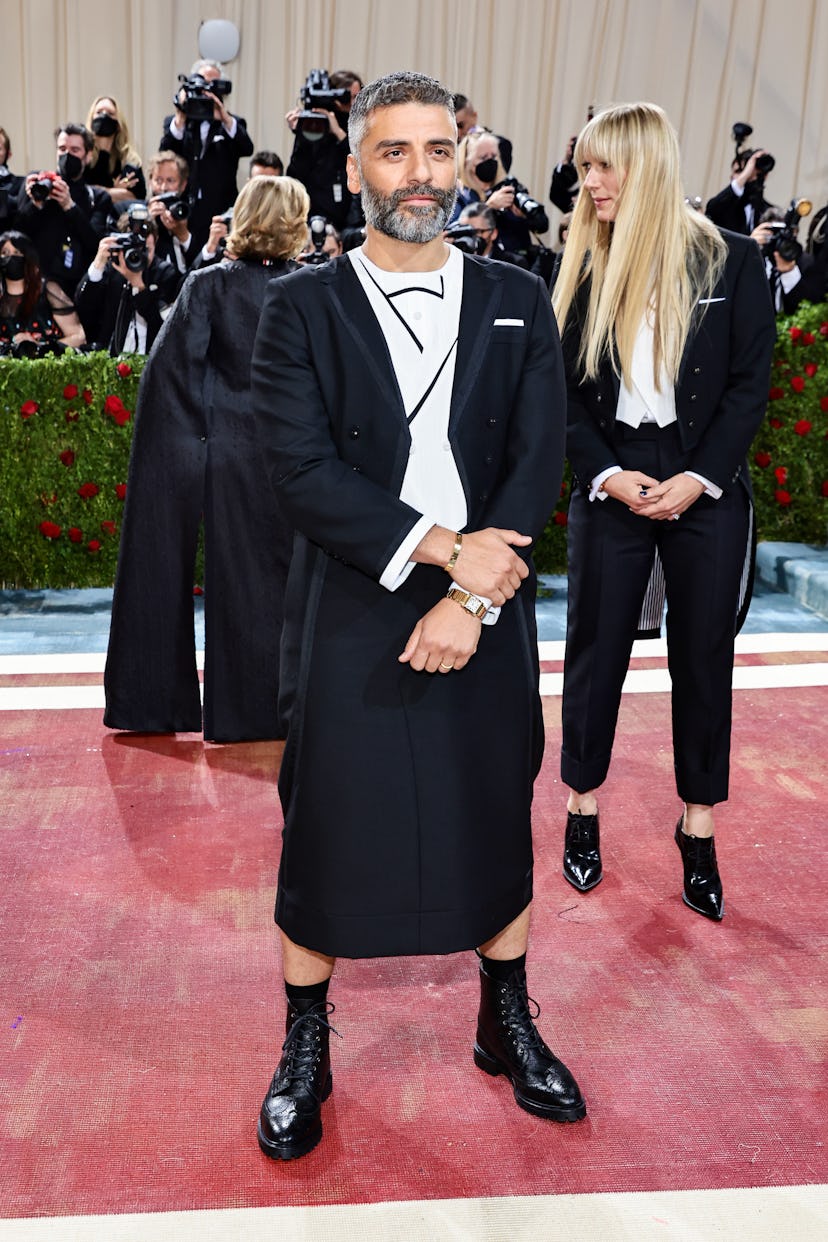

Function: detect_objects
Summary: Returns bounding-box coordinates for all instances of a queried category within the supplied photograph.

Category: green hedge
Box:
[1,305,826,589]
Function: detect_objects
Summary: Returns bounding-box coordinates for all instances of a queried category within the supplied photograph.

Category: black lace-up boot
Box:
[674,819,724,921]
[563,810,602,891]
[257,1001,338,1160]
[473,960,586,1122]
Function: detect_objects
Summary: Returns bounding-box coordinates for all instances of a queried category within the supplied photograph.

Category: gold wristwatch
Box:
[446,585,488,620]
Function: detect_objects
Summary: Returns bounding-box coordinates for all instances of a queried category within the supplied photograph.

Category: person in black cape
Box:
[104,175,310,742]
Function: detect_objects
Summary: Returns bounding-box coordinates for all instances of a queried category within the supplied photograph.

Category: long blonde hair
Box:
[552,102,726,390]
[85,96,141,173]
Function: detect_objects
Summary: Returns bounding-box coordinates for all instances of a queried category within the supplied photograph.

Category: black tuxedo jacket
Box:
[561,229,776,498]
[705,184,771,235]
[159,114,253,244]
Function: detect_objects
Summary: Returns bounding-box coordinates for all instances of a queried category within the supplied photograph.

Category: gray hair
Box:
[191,58,223,76]
[348,70,455,165]
[459,203,497,230]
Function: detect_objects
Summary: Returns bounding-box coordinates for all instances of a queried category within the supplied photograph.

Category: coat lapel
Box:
[449,256,504,435]
[317,258,408,428]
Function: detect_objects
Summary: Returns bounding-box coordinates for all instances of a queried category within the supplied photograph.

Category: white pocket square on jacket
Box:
[493,318,524,326]
[697,297,726,304]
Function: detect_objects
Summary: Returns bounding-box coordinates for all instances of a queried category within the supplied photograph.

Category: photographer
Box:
[453,130,549,264]
[16,124,112,297]
[159,58,254,249]
[751,207,827,313]
[706,147,773,235]
[297,216,342,264]
[451,93,513,171]
[0,128,24,226]
[549,135,580,214]
[83,96,146,207]
[250,151,284,179]
[146,152,196,274]
[0,229,85,351]
[285,69,362,229]
[74,205,180,354]
[447,203,527,267]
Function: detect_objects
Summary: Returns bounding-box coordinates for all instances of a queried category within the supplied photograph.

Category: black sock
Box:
[479,951,526,982]
[285,978,330,1013]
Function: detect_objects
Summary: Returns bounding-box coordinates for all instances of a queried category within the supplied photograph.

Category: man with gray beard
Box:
[250,70,584,1161]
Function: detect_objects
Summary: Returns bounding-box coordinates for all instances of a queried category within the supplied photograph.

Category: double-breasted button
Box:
[689,393,697,402]
[487,417,497,427]
[348,426,360,439]
[692,366,701,375]
[352,465,362,473]
[479,491,489,502]
[688,419,695,427]
[485,454,493,465]
[199,435,207,442]
[598,419,607,428]
[596,393,603,403]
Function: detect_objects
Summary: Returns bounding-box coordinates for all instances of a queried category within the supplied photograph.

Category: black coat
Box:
[159,115,254,247]
[104,257,297,741]
[15,179,112,296]
[249,253,566,957]
[705,184,771,235]
[74,257,181,354]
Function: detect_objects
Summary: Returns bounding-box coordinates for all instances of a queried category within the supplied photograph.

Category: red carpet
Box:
[1,681,827,1219]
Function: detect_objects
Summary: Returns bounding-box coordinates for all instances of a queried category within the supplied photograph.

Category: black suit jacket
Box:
[159,114,253,245]
[561,229,776,498]
[705,184,771,236]
[15,179,112,296]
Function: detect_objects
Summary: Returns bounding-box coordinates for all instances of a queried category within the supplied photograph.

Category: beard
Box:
[360,178,457,243]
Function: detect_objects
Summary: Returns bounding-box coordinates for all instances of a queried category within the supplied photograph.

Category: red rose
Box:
[560,481,568,497]
[39,520,62,539]
[822,480,828,498]
[62,384,78,399]
[789,326,802,340]
[775,489,792,506]
[805,363,818,378]
[768,387,785,400]
[821,397,828,413]
[59,449,75,467]
[553,511,568,526]
[769,417,783,429]
[774,466,788,484]
[794,420,812,436]
[101,519,117,535]
[77,481,100,499]
[68,527,83,543]
[111,406,131,426]
[87,539,101,553]
[65,410,79,422]
[754,451,771,468]
[803,332,815,346]
[20,399,39,419]
[82,388,93,404]
[115,483,127,500]
[791,376,805,393]
[104,394,124,415]
[116,362,132,377]
[193,585,204,596]
[820,322,828,337]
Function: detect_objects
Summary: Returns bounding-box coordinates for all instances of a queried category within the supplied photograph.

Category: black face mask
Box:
[0,254,25,281]
[58,152,84,181]
[91,114,119,137]
[475,157,498,183]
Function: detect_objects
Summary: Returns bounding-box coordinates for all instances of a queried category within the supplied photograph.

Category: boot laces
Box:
[500,977,547,1052]
[275,1002,341,1096]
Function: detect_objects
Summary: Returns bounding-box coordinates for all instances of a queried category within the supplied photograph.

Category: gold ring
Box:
[439,661,454,670]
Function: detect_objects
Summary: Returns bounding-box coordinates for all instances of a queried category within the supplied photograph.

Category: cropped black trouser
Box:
[561,422,749,806]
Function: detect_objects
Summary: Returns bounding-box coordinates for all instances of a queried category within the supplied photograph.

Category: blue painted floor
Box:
[1,572,826,656]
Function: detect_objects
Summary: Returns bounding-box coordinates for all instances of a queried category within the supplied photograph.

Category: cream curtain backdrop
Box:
[2,0,827,231]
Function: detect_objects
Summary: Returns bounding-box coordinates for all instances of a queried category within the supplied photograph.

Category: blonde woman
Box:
[105,177,310,742]
[453,130,548,261]
[553,103,775,920]
[84,95,146,203]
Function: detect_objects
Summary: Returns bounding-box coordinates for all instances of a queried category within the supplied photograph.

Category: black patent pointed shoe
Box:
[674,819,724,921]
[473,962,586,1122]
[257,1001,338,1161]
[563,810,602,892]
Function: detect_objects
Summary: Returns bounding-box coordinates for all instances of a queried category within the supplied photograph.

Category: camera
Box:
[0,337,67,359]
[486,177,547,232]
[295,69,351,138]
[174,73,232,122]
[108,204,151,272]
[301,215,333,265]
[444,222,485,255]
[154,191,189,221]
[731,123,775,182]
[30,171,59,203]
[762,199,813,265]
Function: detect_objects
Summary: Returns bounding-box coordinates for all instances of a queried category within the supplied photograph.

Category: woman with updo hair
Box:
[105,176,311,742]
[552,102,775,920]
[84,95,146,204]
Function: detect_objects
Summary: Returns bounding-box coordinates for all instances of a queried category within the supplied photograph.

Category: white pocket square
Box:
[494,318,524,326]
[698,297,726,304]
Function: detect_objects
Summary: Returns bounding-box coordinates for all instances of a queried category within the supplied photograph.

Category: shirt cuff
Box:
[223,117,238,138]
[86,265,105,283]
[730,178,745,198]
[379,514,434,591]
[169,119,185,141]
[590,465,622,501]
[452,582,500,626]
[685,470,722,500]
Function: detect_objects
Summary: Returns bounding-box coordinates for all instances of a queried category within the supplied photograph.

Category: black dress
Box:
[104,257,297,741]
